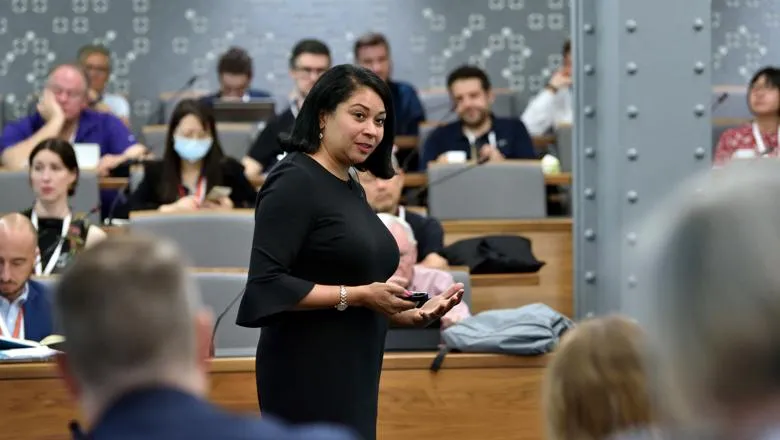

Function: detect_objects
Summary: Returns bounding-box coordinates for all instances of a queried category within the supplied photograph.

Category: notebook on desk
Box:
[0,334,64,351]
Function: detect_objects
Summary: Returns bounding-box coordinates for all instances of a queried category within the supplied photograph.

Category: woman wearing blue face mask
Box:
[129,99,257,212]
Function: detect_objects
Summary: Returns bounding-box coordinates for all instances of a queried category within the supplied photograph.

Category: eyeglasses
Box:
[83,64,110,74]
[47,84,86,99]
[295,66,328,77]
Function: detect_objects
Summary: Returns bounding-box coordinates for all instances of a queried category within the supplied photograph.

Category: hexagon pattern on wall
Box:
[0,0,770,124]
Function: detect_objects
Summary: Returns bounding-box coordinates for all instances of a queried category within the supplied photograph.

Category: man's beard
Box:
[462,109,489,129]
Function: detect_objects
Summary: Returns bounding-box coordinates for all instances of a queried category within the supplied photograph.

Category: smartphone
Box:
[205,185,232,201]
[406,291,430,308]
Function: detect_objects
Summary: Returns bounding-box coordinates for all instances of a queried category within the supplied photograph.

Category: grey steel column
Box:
[571,0,713,318]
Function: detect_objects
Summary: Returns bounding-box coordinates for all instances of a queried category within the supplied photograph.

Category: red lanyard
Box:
[0,306,24,339]
[178,176,206,201]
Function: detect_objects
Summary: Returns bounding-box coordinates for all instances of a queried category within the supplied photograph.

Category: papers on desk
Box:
[0,346,59,361]
[73,143,101,169]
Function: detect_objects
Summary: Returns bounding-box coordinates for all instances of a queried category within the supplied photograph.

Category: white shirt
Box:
[101,93,131,118]
[521,87,573,136]
[0,283,29,340]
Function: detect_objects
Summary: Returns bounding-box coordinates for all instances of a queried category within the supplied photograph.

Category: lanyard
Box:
[179,176,206,203]
[465,130,497,160]
[0,304,24,339]
[752,122,780,155]
[31,211,72,276]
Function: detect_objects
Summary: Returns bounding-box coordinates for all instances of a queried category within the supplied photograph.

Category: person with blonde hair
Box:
[543,315,654,440]
[627,159,780,439]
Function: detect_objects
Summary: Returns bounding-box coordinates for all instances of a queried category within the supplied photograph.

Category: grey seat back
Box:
[427,162,547,220]
[31,272,261,358]
[0,170,100,220]
[141,125,167,158]
[554,124,573,172]
[421,94,458,124]
[129,212,254,268]
[492,93,517,118]
[216,123,256,160]
[195,271,260,357]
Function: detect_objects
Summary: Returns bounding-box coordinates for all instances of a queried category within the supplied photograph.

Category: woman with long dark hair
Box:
[236,65,463,440]
[129,99,256,212]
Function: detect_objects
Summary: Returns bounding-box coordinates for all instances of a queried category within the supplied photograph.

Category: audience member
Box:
[129,99,257,212]
[0,213,54,342]
[200,47,271,105]
[77,44,131,126]
[244,39,332,177]
[522,39,573,136]
[378,213,470,328]
[54,234,358,439]
[543,315,654,440]
[628,159,780,440]
[0,63,146,175]
[420,65,536,169]
[713,66,780,165]
[359,154,448,268]
[22,139,106,276]
[354,32,426,136]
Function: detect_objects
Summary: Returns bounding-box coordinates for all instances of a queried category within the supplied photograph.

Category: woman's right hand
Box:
[354,282,415,316]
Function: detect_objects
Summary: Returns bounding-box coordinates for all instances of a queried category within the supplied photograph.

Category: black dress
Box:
[236,152,399,440]
[21,208,90,275]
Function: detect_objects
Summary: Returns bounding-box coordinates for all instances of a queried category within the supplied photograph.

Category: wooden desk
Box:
[443,219,573,317]
[0,353,547,440]
[402,172,572,188]
[98,177,128,190]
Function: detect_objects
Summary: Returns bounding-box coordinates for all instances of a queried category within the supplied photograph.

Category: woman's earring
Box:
[318,132,323,140]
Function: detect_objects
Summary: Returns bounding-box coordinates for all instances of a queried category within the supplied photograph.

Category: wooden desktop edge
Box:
[0,352,549,380]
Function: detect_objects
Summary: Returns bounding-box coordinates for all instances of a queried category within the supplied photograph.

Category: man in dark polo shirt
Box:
[419,65,536,170]
[359,154,449,269]
[354,32,426,137]
[244,39,331,177]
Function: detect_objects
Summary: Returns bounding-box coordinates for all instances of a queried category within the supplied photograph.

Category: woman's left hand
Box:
[406,282,464,327]
[202,196,234,210]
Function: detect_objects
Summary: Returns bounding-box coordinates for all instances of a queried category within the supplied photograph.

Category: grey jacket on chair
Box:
[431,303,574,371]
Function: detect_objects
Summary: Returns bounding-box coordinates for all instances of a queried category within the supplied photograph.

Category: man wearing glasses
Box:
[0,63,147,216]
[77,44,132,126]
[242,39,331,178]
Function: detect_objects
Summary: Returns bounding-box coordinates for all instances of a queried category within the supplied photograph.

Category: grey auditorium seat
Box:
[195,271,260,357]
[129,211,254,268]
[427,161,547,220]
[0,170,100,221]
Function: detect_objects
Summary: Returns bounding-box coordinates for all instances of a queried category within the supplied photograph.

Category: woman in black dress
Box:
[236,64,464,440]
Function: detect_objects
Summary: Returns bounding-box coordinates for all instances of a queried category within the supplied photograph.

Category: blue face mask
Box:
[173,136,212,162]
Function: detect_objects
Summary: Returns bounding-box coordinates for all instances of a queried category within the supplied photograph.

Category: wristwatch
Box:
[335,285,348,311]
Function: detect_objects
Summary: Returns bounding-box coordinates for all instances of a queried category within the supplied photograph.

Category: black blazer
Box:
[129,157,257,211]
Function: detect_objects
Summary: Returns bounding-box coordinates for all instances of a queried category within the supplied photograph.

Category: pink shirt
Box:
[714,123,780,165]
[409,265,471,327]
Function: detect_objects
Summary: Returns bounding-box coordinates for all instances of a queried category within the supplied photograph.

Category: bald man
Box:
[0,213,54,341]
[0,63,146,176]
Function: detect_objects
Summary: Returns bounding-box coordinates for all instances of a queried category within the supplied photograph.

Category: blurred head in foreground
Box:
[636,159,780,438]
[54,234,213,424]
[543,315,653,440]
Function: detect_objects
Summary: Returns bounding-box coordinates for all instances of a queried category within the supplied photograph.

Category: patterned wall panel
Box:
[712,0,780,117]
[0,0,570,128]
